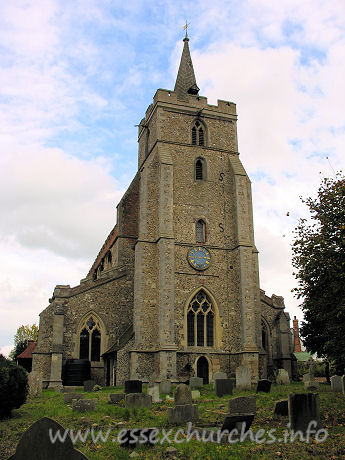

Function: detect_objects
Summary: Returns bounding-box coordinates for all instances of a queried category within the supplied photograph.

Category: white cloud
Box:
[0,345,13,358]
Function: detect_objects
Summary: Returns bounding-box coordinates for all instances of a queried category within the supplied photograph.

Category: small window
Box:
[195,159,203,180]
[196,219,205,243]
[192,120,206,146]
[192,126,197,145]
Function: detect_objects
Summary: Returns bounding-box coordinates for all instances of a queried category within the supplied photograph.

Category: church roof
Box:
[87,225,118,277]
[174,32,199,98]
[17,340,36,359]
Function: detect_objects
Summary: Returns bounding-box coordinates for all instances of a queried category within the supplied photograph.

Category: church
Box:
[32,33,294,387]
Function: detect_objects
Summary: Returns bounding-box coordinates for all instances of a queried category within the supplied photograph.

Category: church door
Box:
[197,356,209,384]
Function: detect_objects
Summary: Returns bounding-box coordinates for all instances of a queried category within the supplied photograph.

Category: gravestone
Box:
[125,393,152,409]
[147,385,162,403]
[83,379,96,392]
[236,366,251,390]
[256,379,272,393]
[342,375,345,395]
[288,393,321,433]
[276,369,290,385]
[63,393,84,404]
[110,393,125,404]
[274,399,288,416]
[125,380,142,394]
[189,377,203,389]
[174,384,192,405]
[330,375,342,392]
[8,417,87,459]
[303,373,319,390]
[221,414,255,433]
[72,399,98,413]
[213,372,227,388]
[228,396,256,415]
[160,379,171,394]
[191,390,200,400]
[215,379,233,397]
[28,371,42,397]
[119,428,156,448]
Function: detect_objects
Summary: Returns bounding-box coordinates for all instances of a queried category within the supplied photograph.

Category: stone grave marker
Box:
[125,393,152,409]
[189,377,203,389]
[215,379,233,397]
[228,396,256,415]
[276,369,290,385]
[274,399,288,416]
[125,380,142,394]
[303,373,319,390]
[64,393,84,404]
[28,371,42,397]
[168,384,198,424]
[83,379,96,392]
[8,417,87,459]
[256,379,272,393]
[191,390,200,400]
[148,385,162,403]
[288,393,321,433]
[221,413,255,434]
[213,372,227,388]
[236,366,251,390]
[119,428,156,448]
[110,393,125,404]
[159,379,171,394]
[174,384,192,405]
[72,399,98,413]
[331,375,342,392]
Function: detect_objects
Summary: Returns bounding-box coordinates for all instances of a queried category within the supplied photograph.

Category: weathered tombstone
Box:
[125,393,152,409]
[276,369,290,385]
[110,393,125,404]
[174,384,192,405]
[125,380,142,394]
[215,379,233,397]
[191,390,200,400]
[221,413,255,433]
[147,385,162,403]
[63,393,85,404]
[189,377,203,389]
[160,379,171,394]
[213,372,227,388]
[236,366,251,390]
[342,375,345,395]
[256,379,272,393]
[303,373,319,390]
[307,357,316,379]
[288,393,321,433]
[83,379,96,392]
[28,371,42,397]
[8,417,87,459]
[330,375,342,392]
[228,396,256,415]
[274,399,288,416]
[72,398,98,413]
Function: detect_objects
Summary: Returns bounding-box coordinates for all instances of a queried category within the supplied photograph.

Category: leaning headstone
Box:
[228,396,256,415]
[8,417,87,459]
[191,390,200,400]
[148,385,162,403]
[174,384,192,405]
[189,377,203,389]
[221,413,255,433]
[213,372,227,388]
[28,371,42,397]
[160,379,171,394]
[215,379,233,397]
[110,393,125,404]
[83,379,96,392]
[331,375,342,392]
[236,366,251,390]
[256,379,272,393]
[64,393,84,404]
[274,399,288,416]
[72,398,98,413]
[288,393,321,433]
[342,375,345,395]
[125,393,152,409]
[125,380,142,394]
[276,369,290,385]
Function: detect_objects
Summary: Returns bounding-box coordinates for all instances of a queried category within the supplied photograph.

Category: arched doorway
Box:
[197,356,209,384]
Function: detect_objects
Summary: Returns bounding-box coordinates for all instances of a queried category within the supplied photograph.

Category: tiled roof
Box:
[17,340,36,359]
[87,225,118,277]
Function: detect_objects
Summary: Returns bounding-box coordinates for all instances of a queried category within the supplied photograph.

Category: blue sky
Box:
[1,0,344,355]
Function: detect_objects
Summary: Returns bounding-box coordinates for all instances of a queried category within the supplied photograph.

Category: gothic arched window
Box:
[196,219,206,243]
[195,159,203,180]
[79,316,102,362]
[187,290,214,347]
[192,120,205,146]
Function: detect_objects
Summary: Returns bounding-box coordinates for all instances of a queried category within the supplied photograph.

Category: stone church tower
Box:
[32,34,294,387]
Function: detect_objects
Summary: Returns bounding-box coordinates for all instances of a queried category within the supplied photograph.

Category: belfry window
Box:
[187,290,214,347]
[195,159,203,180]
[196,219,206,243]
[79,316,102,362]
[192,120,205,146]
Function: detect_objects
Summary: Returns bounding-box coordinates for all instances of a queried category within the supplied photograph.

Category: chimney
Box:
[292,316,302,352]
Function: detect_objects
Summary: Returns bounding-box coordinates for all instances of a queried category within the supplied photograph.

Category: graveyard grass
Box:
[1,382,345,459]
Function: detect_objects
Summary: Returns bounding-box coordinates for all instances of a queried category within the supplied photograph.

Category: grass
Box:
[1,382,345,459]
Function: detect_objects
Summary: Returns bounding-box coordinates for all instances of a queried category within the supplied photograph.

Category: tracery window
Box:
[196,219,206,243]
[192,120,205,146]
[79,316,101,361]
[187,290,214,347]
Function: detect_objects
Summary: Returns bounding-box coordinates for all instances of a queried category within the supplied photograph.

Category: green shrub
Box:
[0,354,28,419]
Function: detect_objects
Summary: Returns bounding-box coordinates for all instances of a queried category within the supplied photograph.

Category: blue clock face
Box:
[188,247,211,271]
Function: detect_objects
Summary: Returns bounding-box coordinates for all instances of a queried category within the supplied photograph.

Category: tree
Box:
[9,324,38,361]
[292,173,345,373]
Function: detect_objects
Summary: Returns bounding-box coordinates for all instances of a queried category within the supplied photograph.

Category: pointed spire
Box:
[174,32,199,99]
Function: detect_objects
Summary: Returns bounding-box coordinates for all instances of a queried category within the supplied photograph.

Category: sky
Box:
[1,0,344,357]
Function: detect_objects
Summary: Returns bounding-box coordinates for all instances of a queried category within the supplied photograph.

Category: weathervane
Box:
[184,20,190,39]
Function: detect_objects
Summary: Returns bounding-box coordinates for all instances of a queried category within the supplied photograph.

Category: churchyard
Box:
[1,379,345,459]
